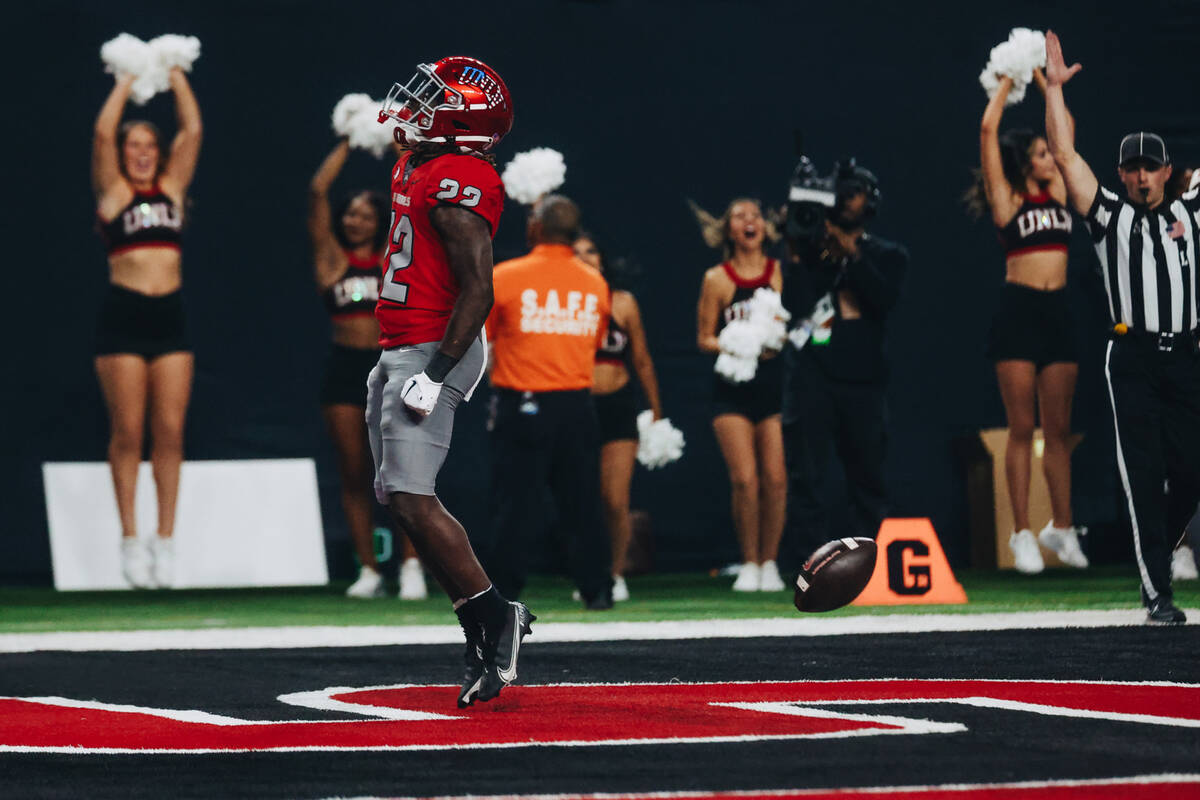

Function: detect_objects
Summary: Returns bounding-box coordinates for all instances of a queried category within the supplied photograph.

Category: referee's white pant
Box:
[1104,333,1200,604]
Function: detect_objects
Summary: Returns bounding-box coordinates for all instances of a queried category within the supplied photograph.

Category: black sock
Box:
[454,600,479,639]
[464,585,509,634]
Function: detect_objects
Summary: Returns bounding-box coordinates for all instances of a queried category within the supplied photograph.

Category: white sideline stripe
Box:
[0,608,1193,653]
[315,774,1200,799]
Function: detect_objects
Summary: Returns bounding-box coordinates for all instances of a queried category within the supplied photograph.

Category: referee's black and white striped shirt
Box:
[1086,185,1200,333]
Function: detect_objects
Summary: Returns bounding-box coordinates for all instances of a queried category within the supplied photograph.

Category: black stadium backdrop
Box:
[4,0,1198,582]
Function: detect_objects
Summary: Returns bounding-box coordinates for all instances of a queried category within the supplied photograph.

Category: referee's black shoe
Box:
[478,601,535,702]
[1146,597,1187,625]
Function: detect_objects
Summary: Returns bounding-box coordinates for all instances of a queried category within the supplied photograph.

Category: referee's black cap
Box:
[1118,132,1170,167]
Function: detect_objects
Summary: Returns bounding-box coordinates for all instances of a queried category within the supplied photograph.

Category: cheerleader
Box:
[574,234,664,601]
[967,68,1087,573]
[694,199,788,591]
[308,139,426,599]
[93,68,200,588]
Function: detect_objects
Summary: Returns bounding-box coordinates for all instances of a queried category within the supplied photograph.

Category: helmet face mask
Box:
[378,57,513,153]
[381,64,462,135]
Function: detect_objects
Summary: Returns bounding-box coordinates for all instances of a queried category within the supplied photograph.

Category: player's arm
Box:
[696,268,725,355]
[1043,31,1098,216]
[307,139,350,289]
[92,74,135,200]
[621,292,664,420]
[399,205,494,417]
[159,68,203,199]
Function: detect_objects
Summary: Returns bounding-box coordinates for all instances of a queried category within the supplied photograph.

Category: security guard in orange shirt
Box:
[485,195,614,608]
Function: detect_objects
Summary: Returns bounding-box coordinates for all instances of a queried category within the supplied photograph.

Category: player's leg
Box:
[753,413,787,590]
[371,342,531,703]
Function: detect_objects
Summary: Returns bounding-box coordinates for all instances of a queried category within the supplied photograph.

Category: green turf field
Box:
[0,567,1196,634]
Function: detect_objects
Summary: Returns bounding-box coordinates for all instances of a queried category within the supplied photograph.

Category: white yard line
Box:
[0,608,1190,653]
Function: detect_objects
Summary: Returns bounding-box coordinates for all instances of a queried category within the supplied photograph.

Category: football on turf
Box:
[793,537,878,612]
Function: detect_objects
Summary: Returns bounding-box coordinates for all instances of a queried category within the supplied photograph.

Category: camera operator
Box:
[780,159,908,567]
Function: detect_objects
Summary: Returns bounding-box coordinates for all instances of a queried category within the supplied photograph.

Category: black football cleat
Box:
[457,628,486,708]
[477,601,535,703]
[1146,598,1187,625]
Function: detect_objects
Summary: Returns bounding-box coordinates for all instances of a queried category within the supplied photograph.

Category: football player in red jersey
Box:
[366,57,532,707]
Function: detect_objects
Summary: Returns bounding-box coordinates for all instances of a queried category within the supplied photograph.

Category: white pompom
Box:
[101,33,152,77]
[101,34,156,105]
[747,287,791,352]
[1008,28,1046,73]
[636,411,685,469]
[502,148,566,204]
[150,34,201,72]
[332,94,397,159]
[715,318,761,382]
[979,27,1045,106]
[332,94,375,136]
[717,319,762,360]
[101,32,201,106]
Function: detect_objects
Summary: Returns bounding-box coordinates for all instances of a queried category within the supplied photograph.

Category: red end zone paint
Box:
[2,680,1199,753]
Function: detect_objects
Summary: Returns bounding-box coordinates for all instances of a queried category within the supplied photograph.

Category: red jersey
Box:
[376,151,504,347]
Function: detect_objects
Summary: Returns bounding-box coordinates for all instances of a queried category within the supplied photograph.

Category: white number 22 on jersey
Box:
[435,178,482,208]
[381,212,414,304]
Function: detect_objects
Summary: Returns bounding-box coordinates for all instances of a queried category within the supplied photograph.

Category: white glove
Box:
[400,372,443,417]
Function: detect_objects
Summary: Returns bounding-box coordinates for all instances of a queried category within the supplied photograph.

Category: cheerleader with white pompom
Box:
[694,199,788,592]
[93,62,201,590]
[573,233,667,602]
[965,56,1087,575]
[307,136,426,601]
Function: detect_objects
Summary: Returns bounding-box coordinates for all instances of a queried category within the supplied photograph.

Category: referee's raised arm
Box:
[1043,31,1099,216]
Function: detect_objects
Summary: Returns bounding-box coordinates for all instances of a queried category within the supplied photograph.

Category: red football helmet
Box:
[378,57,513,152]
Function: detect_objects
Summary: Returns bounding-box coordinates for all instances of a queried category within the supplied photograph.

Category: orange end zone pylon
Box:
[852,518,967,606]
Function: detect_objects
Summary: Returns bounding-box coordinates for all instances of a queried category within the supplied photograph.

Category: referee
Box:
[1044,32,1200,624]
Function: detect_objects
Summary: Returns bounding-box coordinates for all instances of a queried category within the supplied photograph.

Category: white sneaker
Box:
[152,537,175,588]
[612,575,630,602]
[121,538,155,589]
[1173,545,1199,581]
[732,561,760,591]
[346,565,386,598]
[1009,529,1044,574]
[1038,522,1089,569]
[398,558,428,600]
[758,560,786,591]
